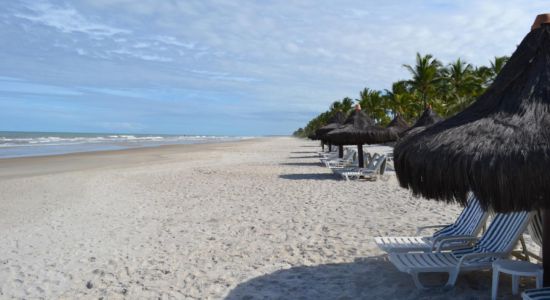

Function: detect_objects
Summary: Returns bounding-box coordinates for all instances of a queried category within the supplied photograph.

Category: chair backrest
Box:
[527,209,543,247]
[452,211,532,257]
[366,154,386,172]
[433,194,488,238]
[364,152,372,165]
[364,153,382,170]
[342,149,354,161]
[379,158,387,175]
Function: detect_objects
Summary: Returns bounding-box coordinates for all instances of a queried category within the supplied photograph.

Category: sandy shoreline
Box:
[0,138,263,180]
[0,137,537,299]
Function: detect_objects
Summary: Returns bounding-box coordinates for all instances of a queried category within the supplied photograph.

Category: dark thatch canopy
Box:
[355,114,410,144]
[394,23,550,213]
[315,111,346,140]
[325,109,376,145]
[387,114,410,131]
[325,108,375,167]
[399,107,443,137]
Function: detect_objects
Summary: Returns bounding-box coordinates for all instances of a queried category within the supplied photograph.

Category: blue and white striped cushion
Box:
[433,194,486,238]
[523,287,550,300]
[452,211,530,261]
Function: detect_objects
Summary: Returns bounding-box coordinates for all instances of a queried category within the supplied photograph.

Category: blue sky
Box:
[0,0,547,135]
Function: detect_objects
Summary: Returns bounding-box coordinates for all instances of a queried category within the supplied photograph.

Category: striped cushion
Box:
[452,211,530,261]
[433,193,486,238]
[528,210,543,247]
[523,287,550,300]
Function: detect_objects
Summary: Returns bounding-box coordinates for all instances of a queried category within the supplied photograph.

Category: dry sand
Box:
[0,137,538,299]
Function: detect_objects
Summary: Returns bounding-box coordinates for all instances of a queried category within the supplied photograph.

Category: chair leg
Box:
[512,275,519,295]
[410,271,456,290]
[445,270,459,288]
[411,272,430,290]
[491,269,499,300]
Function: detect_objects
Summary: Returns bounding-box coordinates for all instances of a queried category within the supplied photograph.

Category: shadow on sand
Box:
[225,255,507,300]
[279,173,337,180]
[280,162,321,167]
[290,151,317,154]
[288,155,318,159]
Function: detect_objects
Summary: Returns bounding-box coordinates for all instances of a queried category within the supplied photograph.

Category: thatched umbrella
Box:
[316,111,346,156]
[399,106,443,137]
[361,114,410,144]
[394,15,550,284]
[325,106,376,167]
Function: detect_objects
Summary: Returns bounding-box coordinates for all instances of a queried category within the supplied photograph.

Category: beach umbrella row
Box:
[326,107,374,167]
[324,106,412,167]
[315,111,346,154]
[394,14,550,285]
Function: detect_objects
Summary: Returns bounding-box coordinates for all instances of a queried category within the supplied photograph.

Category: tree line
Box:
[293,53,509,137]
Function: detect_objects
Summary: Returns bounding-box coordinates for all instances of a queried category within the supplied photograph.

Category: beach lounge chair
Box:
[523,287,550,300]
[375,194,488,253]
[332,153,376,175]
[339,154,386,181]
[324,150,357,168]
[388,211,532,289]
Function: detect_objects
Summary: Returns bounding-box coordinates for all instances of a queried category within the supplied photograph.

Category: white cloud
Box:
[2,0,550,134]
[110,48,172,62]
[155,36,196,49]
[15,1,130,38]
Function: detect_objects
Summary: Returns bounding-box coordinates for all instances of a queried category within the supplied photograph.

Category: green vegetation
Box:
[294,53,508,138]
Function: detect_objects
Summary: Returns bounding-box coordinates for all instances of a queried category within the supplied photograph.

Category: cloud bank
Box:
[0,0,547,135]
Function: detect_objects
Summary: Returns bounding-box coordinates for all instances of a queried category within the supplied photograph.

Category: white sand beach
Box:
[0,137,539,299]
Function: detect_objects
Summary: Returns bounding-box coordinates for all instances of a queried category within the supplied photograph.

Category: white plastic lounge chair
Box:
[340,154,386,181]
[324,150,357,168]
[320,148,350,164]
[375,194,488,253]
[319,149,339,162]
[318,148,337,158]
[388,211,533,289]
[523,287,550,300]
[332,153,376,175]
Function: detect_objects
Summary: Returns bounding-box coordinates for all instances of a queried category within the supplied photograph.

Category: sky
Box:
[0,0,547,136]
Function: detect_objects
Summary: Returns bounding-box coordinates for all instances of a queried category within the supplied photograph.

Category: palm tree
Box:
[489,56,510,83]
[340,97,354,113]
[358,88,390,125]
[442,58,478,114]
[384,81,420,123]
[403,53,443,108]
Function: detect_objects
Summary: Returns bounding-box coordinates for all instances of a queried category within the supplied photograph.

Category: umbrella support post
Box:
[338,145,344,158]
[544,209,550,286]
[328,143,332,152]
[321,142,324,151]
[357,144,364,168]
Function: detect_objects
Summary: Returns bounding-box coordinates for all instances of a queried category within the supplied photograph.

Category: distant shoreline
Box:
[0,131,255,159]
[0,137,266,179]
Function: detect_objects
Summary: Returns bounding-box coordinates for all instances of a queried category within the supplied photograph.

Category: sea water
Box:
[0,131,252,158]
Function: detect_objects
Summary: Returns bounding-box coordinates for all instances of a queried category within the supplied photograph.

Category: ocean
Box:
[0,131,252,159]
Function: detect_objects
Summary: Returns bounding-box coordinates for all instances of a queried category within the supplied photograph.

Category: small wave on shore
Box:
[0,131,253,158]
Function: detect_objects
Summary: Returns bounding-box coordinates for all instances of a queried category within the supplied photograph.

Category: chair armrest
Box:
[416,224,451,235]
[456,252,507,269]
[432,236,479,252]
